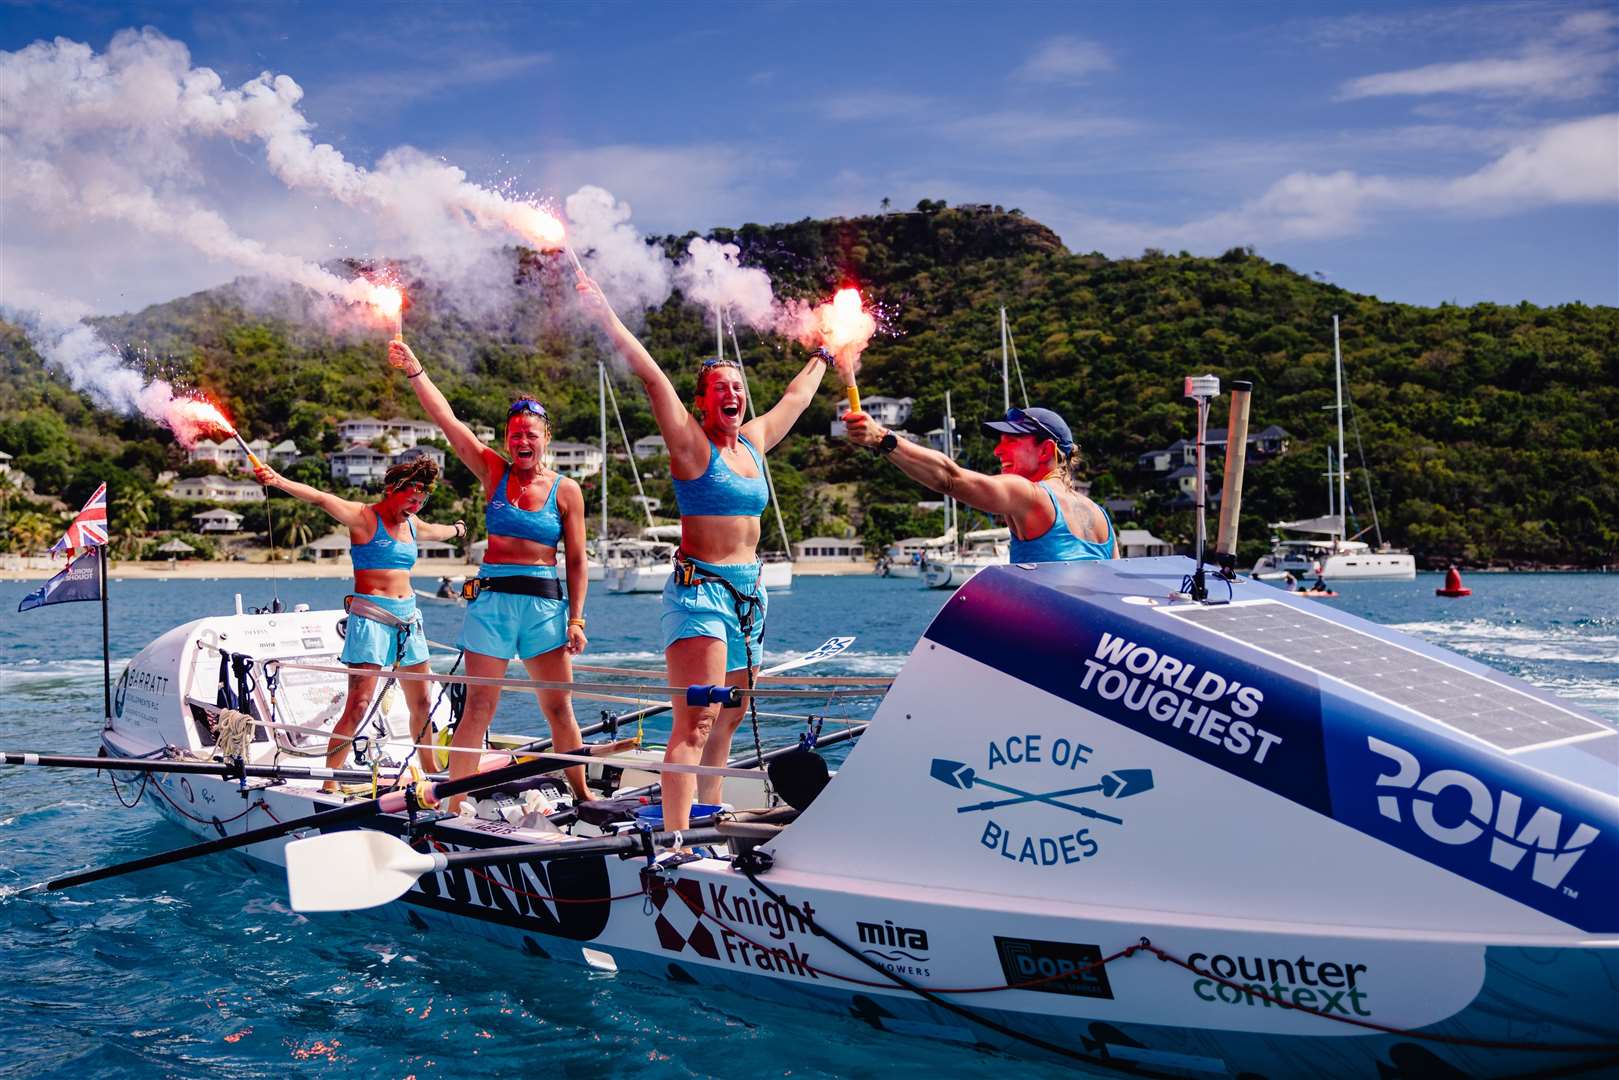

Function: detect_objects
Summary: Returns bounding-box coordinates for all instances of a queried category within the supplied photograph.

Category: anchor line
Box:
[1133,942,1619,1054]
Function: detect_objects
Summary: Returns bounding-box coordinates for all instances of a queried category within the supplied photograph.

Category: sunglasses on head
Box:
[508,398,549,419]
[699,357,742,370]
[1005,408,1064,450]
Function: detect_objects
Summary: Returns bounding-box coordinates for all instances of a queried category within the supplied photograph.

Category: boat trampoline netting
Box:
[1163,600,1609,753]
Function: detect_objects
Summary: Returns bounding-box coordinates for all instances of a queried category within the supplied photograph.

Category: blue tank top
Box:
[350,509,417,571]
[485,467,562,547]
[672,435,770,518]
[1009,483,1115,563]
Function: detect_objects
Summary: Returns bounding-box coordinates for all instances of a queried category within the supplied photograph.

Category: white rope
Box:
[271,660,883,699]
[213,708,255,759]
[573,662,892,687]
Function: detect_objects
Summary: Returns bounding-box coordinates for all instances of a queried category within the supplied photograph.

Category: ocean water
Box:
[0,571,1614,1079]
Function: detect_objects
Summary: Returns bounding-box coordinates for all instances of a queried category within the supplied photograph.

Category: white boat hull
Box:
[1252,550,1416,582]
[759,560,793,591]
[607,564,670,593]
[91,561,1619,1074]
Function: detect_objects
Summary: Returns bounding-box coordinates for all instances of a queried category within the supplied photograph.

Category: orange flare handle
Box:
[845,384,862,415]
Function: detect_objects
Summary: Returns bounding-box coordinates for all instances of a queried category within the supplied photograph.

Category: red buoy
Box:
[1436,566,1471,597]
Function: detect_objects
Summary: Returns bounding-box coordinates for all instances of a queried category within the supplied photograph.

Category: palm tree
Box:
[8,511,57,555]
[114,487,153,558]
[0,470,18,524]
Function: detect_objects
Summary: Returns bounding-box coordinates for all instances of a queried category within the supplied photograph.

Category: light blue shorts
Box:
[660,557,767,673]
[459,564,568,660]
[340,593,429,667]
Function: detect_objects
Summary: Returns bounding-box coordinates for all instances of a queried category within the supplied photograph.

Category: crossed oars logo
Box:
[929,759,1154,825]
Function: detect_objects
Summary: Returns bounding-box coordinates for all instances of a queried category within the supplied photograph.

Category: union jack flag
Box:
[51,482,109,555]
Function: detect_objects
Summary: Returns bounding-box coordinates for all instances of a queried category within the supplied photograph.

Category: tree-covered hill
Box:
[2,202,1615,567]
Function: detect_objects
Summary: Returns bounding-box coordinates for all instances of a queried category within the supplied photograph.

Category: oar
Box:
[930,759,1149,823]
[1,750,432,786]
[954,769,1155,812]
[286,824,728,912]
[43,748,620,894]
[505,636,860,754]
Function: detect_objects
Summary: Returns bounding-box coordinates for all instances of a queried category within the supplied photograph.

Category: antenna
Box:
[1183,374,1220,601]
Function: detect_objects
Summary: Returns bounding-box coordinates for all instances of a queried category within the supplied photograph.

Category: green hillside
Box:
[2,202,1615,567]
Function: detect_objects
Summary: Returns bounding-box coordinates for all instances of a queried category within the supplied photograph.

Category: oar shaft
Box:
[435,825,729,870]
[963,782,1105,811]
[46,751,587,893]
[1,750,420,785]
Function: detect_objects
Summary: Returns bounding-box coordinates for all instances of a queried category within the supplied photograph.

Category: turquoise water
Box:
[1,572,1614,1078]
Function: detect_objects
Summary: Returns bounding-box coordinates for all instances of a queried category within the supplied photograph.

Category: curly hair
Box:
[383,456,440,492]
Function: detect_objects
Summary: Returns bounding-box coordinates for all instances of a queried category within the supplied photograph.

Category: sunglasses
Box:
[699,358,743,370]
[508,398,549,419]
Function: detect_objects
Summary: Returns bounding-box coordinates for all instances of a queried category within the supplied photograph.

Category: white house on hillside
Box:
[192,508,244,533]
[633,434,666,459]
[793,536,865,561]
[329,444,391,486]
[171,475,264,502]
[548,441,604,477]
[830,395,913,437]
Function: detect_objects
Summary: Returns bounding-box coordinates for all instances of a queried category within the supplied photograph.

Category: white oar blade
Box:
[285,830,438,912]
[763,636,854,676]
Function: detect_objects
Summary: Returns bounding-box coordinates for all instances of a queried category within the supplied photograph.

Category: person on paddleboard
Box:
[252,457,464,787]
[577,271,829,848]
[389,339,590,809]
[844,405,1117,562]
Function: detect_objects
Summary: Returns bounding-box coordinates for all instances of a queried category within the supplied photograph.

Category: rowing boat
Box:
[78,555,1618,1075]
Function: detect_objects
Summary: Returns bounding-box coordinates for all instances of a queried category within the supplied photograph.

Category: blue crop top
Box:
[1009,483,1115,563]
[672,435,770,518]
[485,467,562,547]
[350,510,418,571]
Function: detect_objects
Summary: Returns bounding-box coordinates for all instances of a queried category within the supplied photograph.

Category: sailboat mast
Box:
[598,361,608,539]
[999,307,1010,413]
[727,321,794,559]
[944,390,956,540]
[1333,315,1347,546]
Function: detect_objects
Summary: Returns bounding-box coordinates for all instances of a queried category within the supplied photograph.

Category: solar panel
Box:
[1164,600,1610,753]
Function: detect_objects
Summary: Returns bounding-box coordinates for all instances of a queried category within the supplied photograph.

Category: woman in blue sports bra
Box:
[389,338,591,809]
[578,272,829,842]
[844,404,1117,563]
[253,457,465,788]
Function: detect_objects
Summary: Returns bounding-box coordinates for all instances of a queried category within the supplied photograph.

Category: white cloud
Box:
[1012,36,1113,83]
[536,143,779,233]
[1445,113,1618,205]
[1339,9,1617,100]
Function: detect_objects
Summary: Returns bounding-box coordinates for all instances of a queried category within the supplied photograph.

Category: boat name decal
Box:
[410,843,612,941]
[994,937,1114,999]
[1366,736,1600,892]
[1187,949,1372,1016]
[1080,633,1283,766]
[929,743,1154,870]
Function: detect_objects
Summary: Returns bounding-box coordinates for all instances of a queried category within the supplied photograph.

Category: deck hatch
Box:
[1164,600,1608,753]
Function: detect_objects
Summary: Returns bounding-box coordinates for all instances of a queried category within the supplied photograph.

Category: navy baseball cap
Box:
[984,407,1074,454]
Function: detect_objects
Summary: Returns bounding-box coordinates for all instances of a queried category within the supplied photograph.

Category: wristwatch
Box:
[877,430,899,455]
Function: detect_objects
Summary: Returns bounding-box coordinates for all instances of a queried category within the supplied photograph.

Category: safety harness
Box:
[671,551,772,805]
[458,575,565,602]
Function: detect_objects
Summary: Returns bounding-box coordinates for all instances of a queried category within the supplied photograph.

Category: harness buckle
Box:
[459,577,483,602]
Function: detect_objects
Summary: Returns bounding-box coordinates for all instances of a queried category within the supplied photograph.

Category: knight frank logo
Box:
[645,877,821,979]
[929,734,1154,869]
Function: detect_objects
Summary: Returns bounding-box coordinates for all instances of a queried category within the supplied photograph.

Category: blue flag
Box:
[18,549,102,612]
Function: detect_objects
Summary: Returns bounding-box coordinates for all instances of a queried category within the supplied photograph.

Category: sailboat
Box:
[1250,317,1416,583]
[923,310,1030,590]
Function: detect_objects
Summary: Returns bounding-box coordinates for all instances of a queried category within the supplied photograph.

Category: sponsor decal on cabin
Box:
[645,878,823,979]
[1080,633,1283,766]
[928,738,1154,868]
[1185,949,1372,1017]
[993,936,1114,999]
[856,919,931,977]
[1367,736,1600,893]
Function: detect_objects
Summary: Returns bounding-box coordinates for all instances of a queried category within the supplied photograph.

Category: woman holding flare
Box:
[388,338,591,809]
[577,273,829,844]
[252,457,464,788]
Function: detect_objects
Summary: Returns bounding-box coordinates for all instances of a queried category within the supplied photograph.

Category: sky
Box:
[2,0,1616,317]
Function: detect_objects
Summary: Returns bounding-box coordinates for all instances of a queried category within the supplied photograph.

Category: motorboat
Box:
[81,553,1619,1076]
[878,532,955,578]
[603,528,678,594]
[923,527,1010,590]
